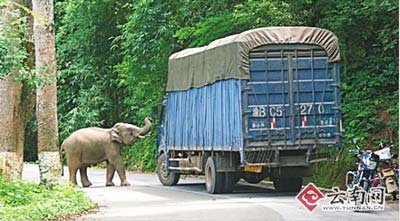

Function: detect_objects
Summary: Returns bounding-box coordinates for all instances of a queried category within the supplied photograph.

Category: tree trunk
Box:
[22,0,37,162]
[0,77,24,180]
[0,2,24,180]
[32,0,61,184]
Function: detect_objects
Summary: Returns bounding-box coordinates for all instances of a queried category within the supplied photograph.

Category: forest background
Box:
[10,0,398,187]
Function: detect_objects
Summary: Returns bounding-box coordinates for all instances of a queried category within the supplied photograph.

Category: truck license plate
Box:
[383,169,395,177]
[245,166,262,173]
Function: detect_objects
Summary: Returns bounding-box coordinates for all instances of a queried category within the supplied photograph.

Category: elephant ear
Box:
[110,123,124,144]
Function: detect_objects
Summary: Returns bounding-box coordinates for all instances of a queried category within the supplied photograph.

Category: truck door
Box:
[243,44,342,149]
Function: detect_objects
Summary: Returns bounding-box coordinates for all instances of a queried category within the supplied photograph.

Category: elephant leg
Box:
[80,166,92,187]
[108,155,130,186]
[68,166,78,185]
[106,162,116,186]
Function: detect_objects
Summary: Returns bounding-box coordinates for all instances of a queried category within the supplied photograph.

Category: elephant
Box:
[61,117,152,187]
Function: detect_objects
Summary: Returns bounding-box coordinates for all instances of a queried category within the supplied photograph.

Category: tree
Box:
[0,1,25,180]
[32,0,61,184]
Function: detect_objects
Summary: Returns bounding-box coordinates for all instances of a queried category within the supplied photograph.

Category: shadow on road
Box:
[172,180,297,198]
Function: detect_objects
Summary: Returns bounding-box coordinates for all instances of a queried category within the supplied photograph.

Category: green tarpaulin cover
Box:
[167,27,340,91]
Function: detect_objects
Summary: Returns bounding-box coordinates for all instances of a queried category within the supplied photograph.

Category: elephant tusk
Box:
[138,135,146,139]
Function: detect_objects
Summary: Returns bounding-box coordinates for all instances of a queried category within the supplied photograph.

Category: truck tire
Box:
[205,157,224,194]
[157,153,180,186]
[273,177,302,192]
[223,172,237,193]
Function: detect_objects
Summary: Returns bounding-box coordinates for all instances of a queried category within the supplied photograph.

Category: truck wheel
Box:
[157,153,180,186]
[223,172,237,193]
[273,177,302,192]
[205,157,224,194]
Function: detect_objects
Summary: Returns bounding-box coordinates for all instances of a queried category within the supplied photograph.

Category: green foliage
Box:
[56,0,128,141]
[0,178,94,220]
[115,0,181,171]
[175,0,300,47]
[0,1,43,88]
[0,5,28,78]
[0,178,35,206]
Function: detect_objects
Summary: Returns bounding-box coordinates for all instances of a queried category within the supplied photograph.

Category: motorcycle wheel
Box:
[391,191,398,201]
[362,181,370,192]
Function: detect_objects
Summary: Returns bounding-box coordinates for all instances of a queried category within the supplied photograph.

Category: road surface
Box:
[22,164,399,221]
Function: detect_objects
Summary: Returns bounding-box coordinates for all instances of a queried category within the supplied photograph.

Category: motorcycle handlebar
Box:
[348,149,361,155]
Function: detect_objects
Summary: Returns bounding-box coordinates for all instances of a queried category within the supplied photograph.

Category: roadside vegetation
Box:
[0,178,94,220]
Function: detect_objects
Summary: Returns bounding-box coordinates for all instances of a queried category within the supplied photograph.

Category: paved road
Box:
[23,164,399,221]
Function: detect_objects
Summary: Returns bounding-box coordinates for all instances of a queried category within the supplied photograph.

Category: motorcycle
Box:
[375,143,399,200]
[346,139,380,192]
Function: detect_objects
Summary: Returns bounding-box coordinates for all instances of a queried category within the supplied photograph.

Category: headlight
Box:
[367,160,377,170]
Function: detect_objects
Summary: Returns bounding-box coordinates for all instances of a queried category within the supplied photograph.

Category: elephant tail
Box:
[59,143,65,177]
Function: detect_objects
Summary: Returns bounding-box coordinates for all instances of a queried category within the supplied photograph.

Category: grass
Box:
[0,178,95,220]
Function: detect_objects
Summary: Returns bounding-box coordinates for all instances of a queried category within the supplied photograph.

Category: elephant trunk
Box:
[139,117,152,135]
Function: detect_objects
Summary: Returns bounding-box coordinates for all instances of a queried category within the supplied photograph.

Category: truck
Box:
[155,27,342,194]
